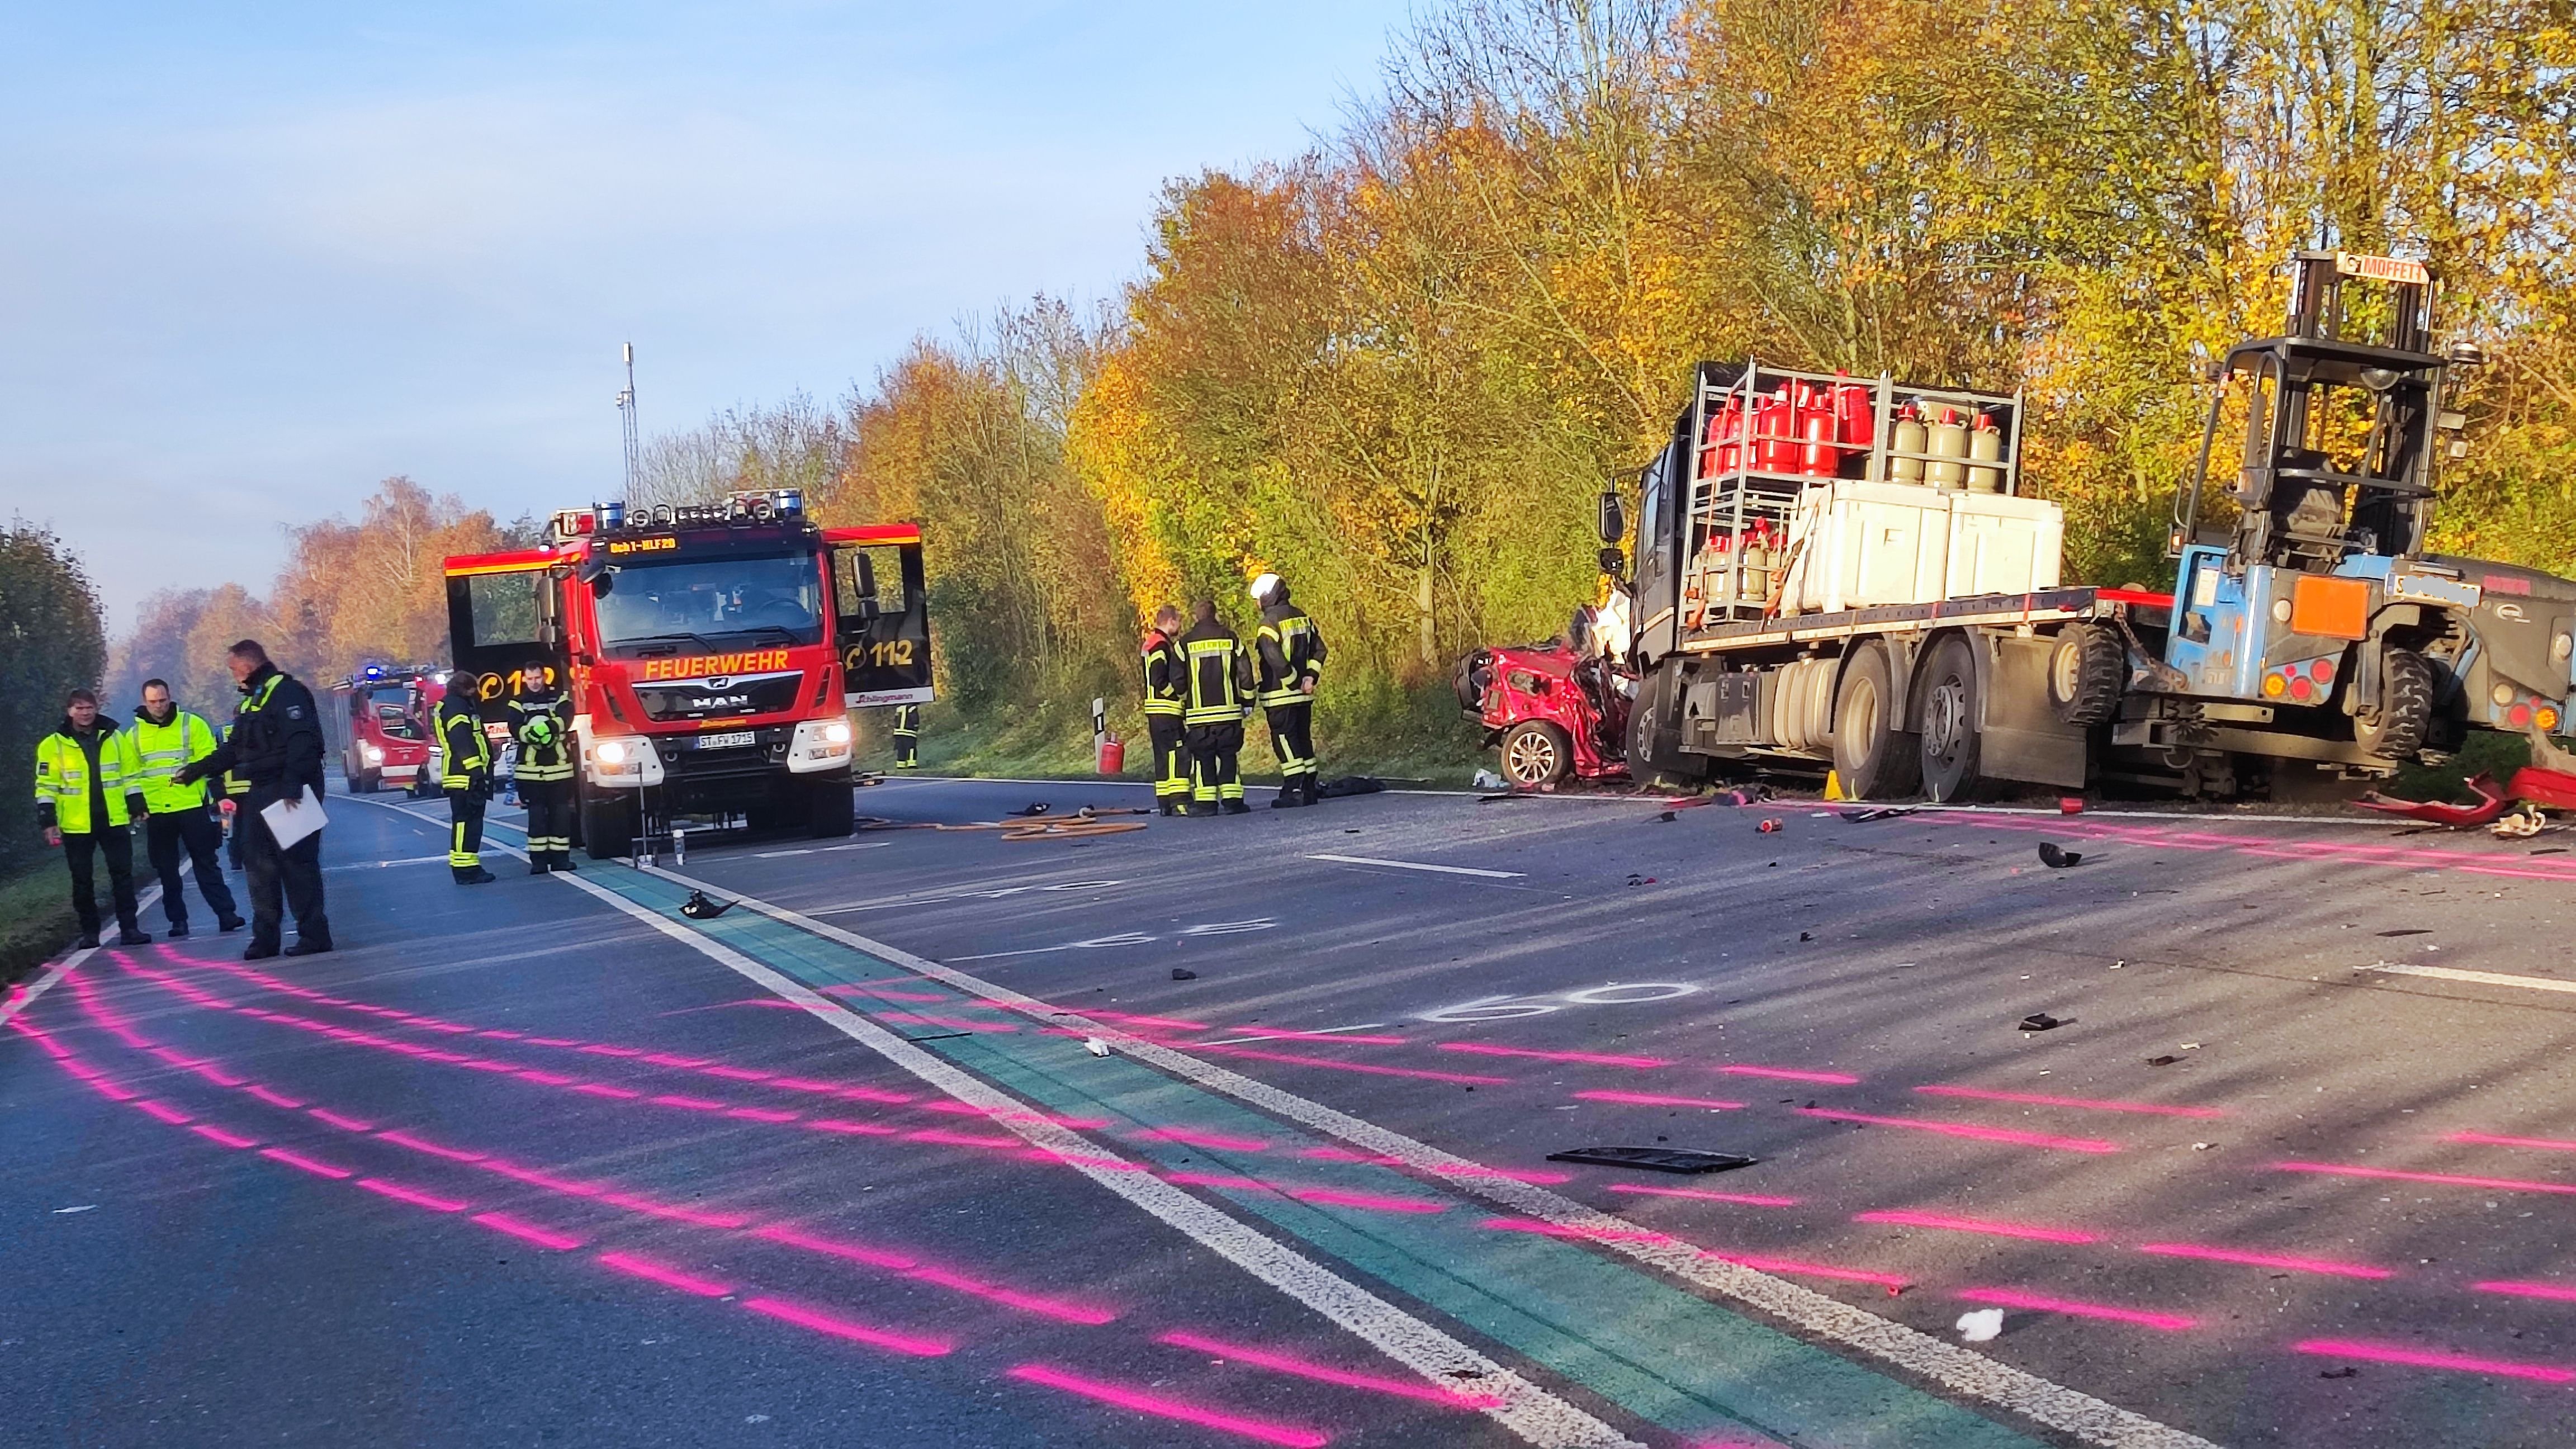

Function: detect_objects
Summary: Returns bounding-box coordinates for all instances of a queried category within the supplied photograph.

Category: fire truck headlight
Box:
[822,721,852,745]
[360,745,384,765]
[596,740,630,766]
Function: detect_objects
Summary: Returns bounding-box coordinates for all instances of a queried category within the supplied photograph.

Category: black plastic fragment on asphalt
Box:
[1841,807,1917,822]
[1009,802,1052,816]
[2375,928,2432,937]
[1171,968,1198,981]
[2038,842,2083,868]
[1545,1147,1758,1174]
[679,889,736,919]
[2146,1054,2181,1066]
[2018,1012,2065,1032]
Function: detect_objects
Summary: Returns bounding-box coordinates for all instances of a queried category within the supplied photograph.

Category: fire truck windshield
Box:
[592,550,826,659]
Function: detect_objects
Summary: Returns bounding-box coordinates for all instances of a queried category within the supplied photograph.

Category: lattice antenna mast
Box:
[615,342,641,500]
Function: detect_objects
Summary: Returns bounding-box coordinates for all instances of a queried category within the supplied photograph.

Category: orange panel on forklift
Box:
[2289,575,2370,640]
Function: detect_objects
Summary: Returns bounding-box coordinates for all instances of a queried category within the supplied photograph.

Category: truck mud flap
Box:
[1980,634,2087,789]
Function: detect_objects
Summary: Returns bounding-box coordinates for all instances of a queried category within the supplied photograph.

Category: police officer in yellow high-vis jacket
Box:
[437,680,498,884]
[128,679,244,937]
[33,688,150,948]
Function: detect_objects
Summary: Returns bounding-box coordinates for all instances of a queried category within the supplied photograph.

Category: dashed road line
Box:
[1304,854,1524,880]
[2359,960,2576,996]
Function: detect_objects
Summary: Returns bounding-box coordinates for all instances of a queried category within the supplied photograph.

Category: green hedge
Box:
[0,523,107,877]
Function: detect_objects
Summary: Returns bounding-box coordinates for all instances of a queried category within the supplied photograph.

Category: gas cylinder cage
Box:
[1682,360,2026,625]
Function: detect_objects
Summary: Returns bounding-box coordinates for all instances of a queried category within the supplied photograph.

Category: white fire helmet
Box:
[1249,572,1282,603]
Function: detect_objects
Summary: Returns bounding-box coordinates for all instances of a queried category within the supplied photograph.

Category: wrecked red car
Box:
[1456,641,1631,787]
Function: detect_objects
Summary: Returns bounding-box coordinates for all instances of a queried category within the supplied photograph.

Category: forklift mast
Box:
[2177,250,2470,573]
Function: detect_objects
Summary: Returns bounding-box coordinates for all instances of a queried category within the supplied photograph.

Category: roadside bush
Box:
[0,522,107,874]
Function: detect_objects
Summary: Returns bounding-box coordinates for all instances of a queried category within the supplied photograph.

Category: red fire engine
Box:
[324,665,440,795]
[441,491,931,858]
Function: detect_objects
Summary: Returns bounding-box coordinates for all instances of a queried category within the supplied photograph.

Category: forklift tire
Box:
[2355,648,2434,759]
[1500,722,1571,788]
[2047,624,2125,727]
[580,787,636,861]
[807,773,856,838]
[1832,643,1921,801]
[1916,636,1986,802]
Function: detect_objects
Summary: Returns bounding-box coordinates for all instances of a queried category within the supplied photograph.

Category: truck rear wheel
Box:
[581,787,636,860]
[1832,643,1921,800]
[1917,636,1986,802]
[1500,722,1571,787]
[2356,648,2433,759]
[807,771,856,838]
[2048,624,2125,726]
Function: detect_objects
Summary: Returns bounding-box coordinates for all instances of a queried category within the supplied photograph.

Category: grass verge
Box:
[1,859,76,987]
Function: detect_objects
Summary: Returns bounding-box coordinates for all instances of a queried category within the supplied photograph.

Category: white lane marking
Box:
[550,866,1637,1449]
[2360,960,2576,995]
[671,865,2218,1449]
[324,854,452,872]
[757,848,816,858]
[1180,918,1275,937]
[809,877,1126,916]
[1305,854,1524,879]
[946,932,1157,962]
[819,841,892,853]
[1201,1024,1388,1047]
[0,883,165,1030]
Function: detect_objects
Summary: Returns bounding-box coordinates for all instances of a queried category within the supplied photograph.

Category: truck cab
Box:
[443,491,932,858]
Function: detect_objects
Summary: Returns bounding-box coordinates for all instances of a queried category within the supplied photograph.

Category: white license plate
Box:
[697,731,757,750]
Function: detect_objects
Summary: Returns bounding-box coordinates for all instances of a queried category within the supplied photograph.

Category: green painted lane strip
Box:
[562,853,2044,1449]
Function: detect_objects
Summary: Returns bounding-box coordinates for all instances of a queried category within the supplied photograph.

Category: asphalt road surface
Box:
[11,771,2576,1449]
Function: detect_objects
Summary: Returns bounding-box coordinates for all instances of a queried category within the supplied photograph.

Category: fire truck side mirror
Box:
[1597,491,1625,546]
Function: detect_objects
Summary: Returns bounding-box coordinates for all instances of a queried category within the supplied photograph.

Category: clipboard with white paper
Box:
[261,785,329,849]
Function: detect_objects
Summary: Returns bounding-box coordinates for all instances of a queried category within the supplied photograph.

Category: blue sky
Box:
[0,2,1408,630]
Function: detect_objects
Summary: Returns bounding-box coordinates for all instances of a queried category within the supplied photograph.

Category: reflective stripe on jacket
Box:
[438,699,493,788]
[1179,622,1251,726]
[127,710,220,815]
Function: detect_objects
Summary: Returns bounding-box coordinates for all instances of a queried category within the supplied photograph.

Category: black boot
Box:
[283,936,333,958]
[529,861,551,875]
[219,915,247,932]
[552,855,576,873]
[167,921,192,939]
[1221,799,1252,816]
[77,932,101,950]
[115,929,153,946]
[456,867,498,885]
[1304,776,1325,806]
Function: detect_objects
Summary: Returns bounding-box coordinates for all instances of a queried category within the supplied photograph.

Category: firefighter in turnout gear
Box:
[176,640,333,959]
[508,664,577,873]
[1179,599,1254,816]
[438,679,498,884]
[1141,604,1191,816]
[33,688,151,948]
[1249,573,1327,808]
[891,703,921,769]
[128,679,244,936]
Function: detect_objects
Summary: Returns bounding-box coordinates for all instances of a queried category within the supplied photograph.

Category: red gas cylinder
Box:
[1756,385,1796,472]
[1832,380,1875,477]
[1098,735,1126,775]
[1797,382,1837,476]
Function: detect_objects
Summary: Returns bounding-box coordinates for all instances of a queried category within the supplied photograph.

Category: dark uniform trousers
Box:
[1148,717,1190,803]
[1185,723,1245,807]
[447,790,487,880]
[1264,701,1316,792]
[522,781,575,868]
[145,809,238,929]
[242,815,326,955]
[64,827,143,939]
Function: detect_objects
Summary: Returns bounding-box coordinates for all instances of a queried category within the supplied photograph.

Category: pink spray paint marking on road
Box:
[2475,1280,2576,1303]
[376,1130,485,1163]
[1575,1090,1748,1110]
[135,1100,192,1125]
[1438,1042,1671,1069]
[1199,1044,1509,1085]
[357,1178,471,1213]
[1287,1188,1450,1215]
[2275,1160,2576,1196]
[1606,1183,1800,1208]
[307,1109,376,1132]
[1952,1287,2195,1330]
[472,1212,586,1251]
[2447,1130,2576,1154]
[1223,1029,1410,1045]
[1481,1217,1677,1247]
[1913,1084,2224,1119]
[741,1297,953,1357]
[906,1266,1117,1325]
[806,1118,900,1137]
[1158,1329,1504,1408]
[597,1251,733,1298]
[1797,1107,2120,1154]
[2135,1242,2395,1279]
[191,1125,258,1149]
[1007,1364,1329,1448]
[1080,1009,1211,1031]
[1717,1064,1860,1085]
[1853,1210,2099,1245]
[2294,1338,2576,1384]
[752,1224,917,1271]
[1428,1163,1570,1185]
[1703,1250,1909,1292]
[260,1148,353,1180]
